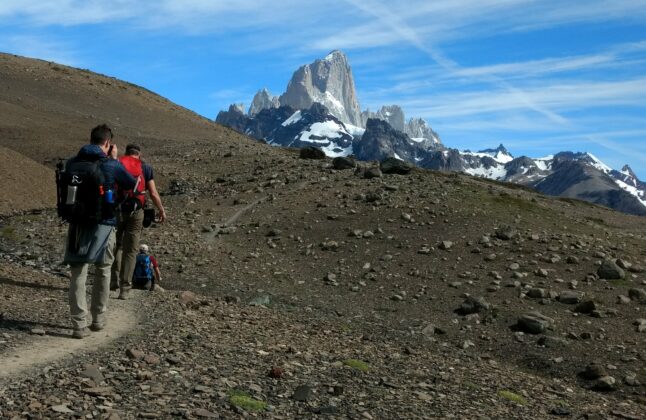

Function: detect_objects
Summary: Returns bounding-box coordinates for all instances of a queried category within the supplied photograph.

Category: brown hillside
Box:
[0,146,56,215]
[0,52,274,164]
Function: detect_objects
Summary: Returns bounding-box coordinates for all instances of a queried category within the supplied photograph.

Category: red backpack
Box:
[119,155,146,210]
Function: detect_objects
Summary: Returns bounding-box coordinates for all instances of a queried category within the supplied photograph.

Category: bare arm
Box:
[146,179,166,223]
[154,266,161,284]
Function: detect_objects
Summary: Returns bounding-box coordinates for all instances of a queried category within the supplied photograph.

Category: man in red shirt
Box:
[111,144,166,299]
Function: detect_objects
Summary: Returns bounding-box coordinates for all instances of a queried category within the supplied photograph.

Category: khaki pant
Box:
[69,229,116,330]
[111,209,144,290]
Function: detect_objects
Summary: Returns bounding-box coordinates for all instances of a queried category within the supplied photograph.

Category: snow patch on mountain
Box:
[463,150,513,164]
[299,121,347,142]
[614,179,646,207]
[297,120,353,157]
[344,123,365,138]
[282,110,302,126]
[464,165,508,180]
[534,157,553,171]
[586,153,612,173]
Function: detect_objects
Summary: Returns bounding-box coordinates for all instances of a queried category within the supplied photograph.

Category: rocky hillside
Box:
[0,146,56,215]
[1,54,645,419]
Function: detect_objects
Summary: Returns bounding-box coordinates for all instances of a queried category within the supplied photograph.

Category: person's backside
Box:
[111,144,166,299]
[132,244,162,291]
[61,124,135,338]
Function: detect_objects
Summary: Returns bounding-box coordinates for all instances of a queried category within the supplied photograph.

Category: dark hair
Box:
[125,143,141,156]
[90,124,113,145]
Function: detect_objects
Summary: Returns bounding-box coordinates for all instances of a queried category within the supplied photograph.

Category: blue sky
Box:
[1,0,645,178]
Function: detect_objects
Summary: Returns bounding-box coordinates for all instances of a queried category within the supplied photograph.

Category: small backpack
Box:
[56,156,107,225]
[133,254,154,284]
[118,156,146,212]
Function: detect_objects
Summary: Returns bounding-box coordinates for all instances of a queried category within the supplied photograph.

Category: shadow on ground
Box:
[0,276,67,291]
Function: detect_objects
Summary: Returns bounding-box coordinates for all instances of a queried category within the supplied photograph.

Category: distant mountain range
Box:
[216,50,646,216]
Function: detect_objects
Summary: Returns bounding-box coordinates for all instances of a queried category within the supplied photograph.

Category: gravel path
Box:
[0,291,141,379]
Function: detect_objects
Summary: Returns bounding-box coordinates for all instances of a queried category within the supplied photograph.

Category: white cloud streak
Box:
[2,0,645,46]
[0,34,80,65]
[401,78,646,119]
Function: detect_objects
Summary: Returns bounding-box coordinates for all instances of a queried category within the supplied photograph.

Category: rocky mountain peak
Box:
[621,164,637,178]
[405,117,441,144]
[279,50,362,126]
[361,105,405,131]
[324,49,347,62]
[248,88,280,116]
[215,103,248,133]
[479,143,509,155]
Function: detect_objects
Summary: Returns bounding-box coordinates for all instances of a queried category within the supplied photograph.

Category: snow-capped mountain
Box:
[438,148,646,216]
[216,50,440,148]
[361,105,441,146]
[355,118,439,163]
[215,50,645,216]
[279,50,362,127]
[217,103,360,157]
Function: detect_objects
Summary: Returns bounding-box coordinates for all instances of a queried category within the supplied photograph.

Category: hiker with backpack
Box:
[111,144,166,299]
[58,124,136,339]
[133,244,162,291]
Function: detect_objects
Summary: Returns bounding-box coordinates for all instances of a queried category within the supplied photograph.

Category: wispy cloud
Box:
[2,1,644,50]
[0,34,80,65]
[390,41,646,84]
[317,0,646,51]
[0,1,136,26]
[401,78,646,119]
[339,0,576,126]
[208,87,255,104]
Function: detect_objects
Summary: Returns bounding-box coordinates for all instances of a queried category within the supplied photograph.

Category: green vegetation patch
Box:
[608,279,629,287]
[463,381,479,391]
[0,226,18,241]
[498,390,527,405]
[228,390,267,412]
[491,195,537,212]
[343,359,370,372]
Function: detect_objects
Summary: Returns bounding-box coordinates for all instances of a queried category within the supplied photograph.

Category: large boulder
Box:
[628,288,646,303]
[597,260,625,280]
[380,157,413,175]
[517,312,553,334]
[495,225,517,241]
[299,146,326,160]
[456,296,491,315]
[332,156,356,170]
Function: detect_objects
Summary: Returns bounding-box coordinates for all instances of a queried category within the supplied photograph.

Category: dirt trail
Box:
[0,294,141,379]
[205,180,308,243]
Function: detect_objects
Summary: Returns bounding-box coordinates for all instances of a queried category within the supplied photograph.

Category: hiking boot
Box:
[89,322,105,332]
[117,288,130,300]
[72,328,89,339]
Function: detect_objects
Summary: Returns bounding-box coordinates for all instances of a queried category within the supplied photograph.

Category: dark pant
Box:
[111,209,144,290]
